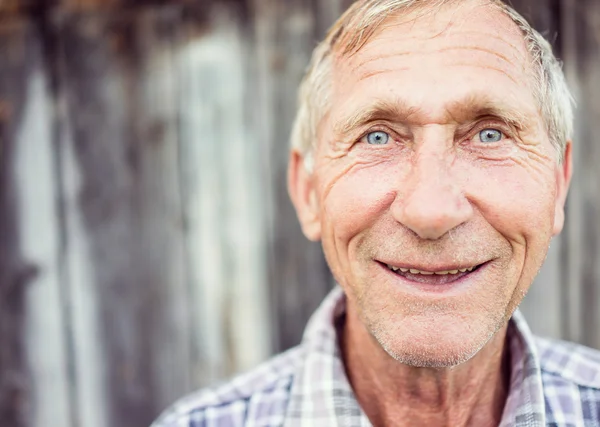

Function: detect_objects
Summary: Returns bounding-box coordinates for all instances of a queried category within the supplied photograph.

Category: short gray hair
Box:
[290,0,574,166]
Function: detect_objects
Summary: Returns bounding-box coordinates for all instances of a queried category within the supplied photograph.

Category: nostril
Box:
[392,187,473,240]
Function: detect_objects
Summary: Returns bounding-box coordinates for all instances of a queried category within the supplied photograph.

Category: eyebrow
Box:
[332,93,532,136]
[333,99,420,135]
[447,94,531,130]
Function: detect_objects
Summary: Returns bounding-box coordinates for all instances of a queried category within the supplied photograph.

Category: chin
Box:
[367,311,506,368]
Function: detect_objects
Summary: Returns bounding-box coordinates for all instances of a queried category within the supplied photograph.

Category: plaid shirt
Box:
[152,287,600,427]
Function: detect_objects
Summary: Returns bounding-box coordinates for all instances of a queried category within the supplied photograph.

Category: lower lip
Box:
[376,261,487,295]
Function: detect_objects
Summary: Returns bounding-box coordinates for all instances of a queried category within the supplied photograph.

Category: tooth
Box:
[435,271,449,275]
[467,267,474,272]
[459,268,467,273]
[387,265,398,271]
[410,269,420,274]
[399,268,409,273]
[449,270,459,274]
[420,271,434,275]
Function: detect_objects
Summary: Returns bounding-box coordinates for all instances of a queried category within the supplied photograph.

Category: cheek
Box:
[465,161,557,245]
[320,161,400,242]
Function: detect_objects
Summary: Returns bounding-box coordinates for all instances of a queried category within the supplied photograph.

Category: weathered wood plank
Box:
[0,19,37,427]
[54,8,192,427]
[59,134,109,427]
[177,2,271,385]
[15,32,74,427]
[175,8,232,388]
[132,7,192,409]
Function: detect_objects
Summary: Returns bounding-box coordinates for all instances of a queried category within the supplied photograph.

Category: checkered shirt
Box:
[151,287,600,426]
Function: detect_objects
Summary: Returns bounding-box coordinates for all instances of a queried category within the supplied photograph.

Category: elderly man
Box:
[153,0,600,425]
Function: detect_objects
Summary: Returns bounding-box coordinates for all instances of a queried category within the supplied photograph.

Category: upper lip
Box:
[377,260,488,273]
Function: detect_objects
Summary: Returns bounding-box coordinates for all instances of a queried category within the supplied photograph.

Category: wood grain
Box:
[0,19,37,427]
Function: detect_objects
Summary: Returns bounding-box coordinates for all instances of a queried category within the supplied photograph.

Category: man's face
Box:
[290,0,571,367]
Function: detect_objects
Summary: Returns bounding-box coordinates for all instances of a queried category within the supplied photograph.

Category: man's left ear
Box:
[288,150,322,241]
[553,141,573,235]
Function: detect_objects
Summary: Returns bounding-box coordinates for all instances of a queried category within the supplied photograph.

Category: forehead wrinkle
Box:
[349,61,526,97]
[435,45,520,68]
[442,63,522,86]
[362,28,527,58]
[351,54,526,87]
[353,67,411,84]
[441,31,529,63]
[349,36,529,78]
[338,0,455,57]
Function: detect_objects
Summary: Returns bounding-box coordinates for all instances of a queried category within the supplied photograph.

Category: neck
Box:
[342,309,510,427]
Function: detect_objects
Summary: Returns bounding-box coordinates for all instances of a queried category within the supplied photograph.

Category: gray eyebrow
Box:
[333,99,422,135]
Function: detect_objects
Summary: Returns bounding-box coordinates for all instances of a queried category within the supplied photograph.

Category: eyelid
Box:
[474,119,514,135]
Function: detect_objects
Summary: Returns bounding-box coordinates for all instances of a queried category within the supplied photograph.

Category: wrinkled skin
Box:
[289,0,571,425]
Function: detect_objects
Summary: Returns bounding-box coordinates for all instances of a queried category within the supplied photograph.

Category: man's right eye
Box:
[366,131,390,145]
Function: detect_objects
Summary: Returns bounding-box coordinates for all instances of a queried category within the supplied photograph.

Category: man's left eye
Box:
[478,128,504,143]
[366,131,390,145]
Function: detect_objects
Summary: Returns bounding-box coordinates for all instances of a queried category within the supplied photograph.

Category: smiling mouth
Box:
[377,261,487,285]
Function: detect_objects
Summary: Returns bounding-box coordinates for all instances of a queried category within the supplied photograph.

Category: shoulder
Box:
[151,346,305,427]
[535,336,600,389]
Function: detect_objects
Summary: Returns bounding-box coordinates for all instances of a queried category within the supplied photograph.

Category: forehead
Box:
[329,0,539,126]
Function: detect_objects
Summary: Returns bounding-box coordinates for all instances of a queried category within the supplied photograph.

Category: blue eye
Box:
[366,131,390,145]
[479,129,503,143]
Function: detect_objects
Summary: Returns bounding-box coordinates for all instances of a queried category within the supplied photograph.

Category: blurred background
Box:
[0,0,599,426]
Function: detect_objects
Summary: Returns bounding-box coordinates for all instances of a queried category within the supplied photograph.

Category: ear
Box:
[553,141,573,235]
[288,150,322,241]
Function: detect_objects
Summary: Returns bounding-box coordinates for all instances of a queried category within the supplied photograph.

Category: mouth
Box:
[376,260,488,287]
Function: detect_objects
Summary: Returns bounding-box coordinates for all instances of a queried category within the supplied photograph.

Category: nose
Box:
[391,150,473,240]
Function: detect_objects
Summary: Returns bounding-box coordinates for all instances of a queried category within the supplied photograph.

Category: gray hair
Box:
[290,0,574,167]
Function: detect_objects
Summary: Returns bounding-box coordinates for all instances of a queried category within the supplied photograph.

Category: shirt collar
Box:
[286,286,547,427]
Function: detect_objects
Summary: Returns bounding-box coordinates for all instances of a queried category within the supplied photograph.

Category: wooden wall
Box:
[0,0,598,426]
